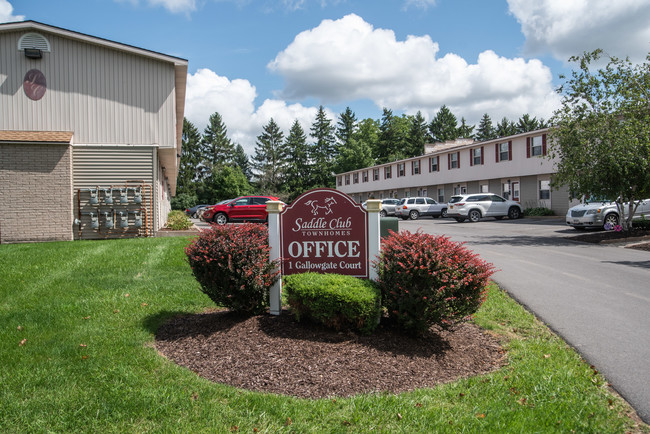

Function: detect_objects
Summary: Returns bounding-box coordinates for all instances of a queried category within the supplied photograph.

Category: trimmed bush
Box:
[375,230,494,335]
[166,210,193,230]
[185,223,279,315]
[523,207,555,216]
[284,273,381,335]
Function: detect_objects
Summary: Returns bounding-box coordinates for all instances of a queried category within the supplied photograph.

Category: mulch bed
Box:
[155,310,506,399]
[567,228,650,251]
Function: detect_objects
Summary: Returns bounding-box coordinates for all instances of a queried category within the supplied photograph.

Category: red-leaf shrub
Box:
[185,223,279,315]
[375,230,494,335]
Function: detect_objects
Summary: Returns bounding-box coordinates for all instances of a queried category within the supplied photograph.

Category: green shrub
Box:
[166,210,193,230]
[633,216,650,230]
[185,223,279,315]
[284,273,381,335]
[171,193,198,211]
[375,230,494,336]
[523,207,555,216]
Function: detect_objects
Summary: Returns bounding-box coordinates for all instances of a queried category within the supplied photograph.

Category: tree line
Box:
[173,105,547,208]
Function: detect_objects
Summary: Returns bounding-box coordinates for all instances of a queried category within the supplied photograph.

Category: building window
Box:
[449,152,459,169]
[373,168,380,181]
[337,176,342,186]
[539,180,551,199]
[453,185,466,195]
[345,174,350,185]
[430,156,439,172]
[397,162,405,177]
[480,184,489,193]
[421,188,427,197]
[497,142,511,162]
[353,173,359,184]
[362,171,368,183]
[471,147,483,166]
[437,188,445,203]
[404,190,410,198]
[412,160,421,175]
[528,135,546,157]
[502,182,510,199]
[384,166,392,179]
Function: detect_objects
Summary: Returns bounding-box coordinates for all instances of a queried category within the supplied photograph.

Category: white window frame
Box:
[499,142,509,161]
[450,153,459,169]
[531,136,543,157]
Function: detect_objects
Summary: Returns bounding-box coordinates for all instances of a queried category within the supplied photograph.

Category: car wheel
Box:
[441,208,448,218]
[508,207,521,220]
[604,213,619,226]
[409,210,420,220]
[214,212,228,225]
[454,217,466,223]
[468,209,481,222]
[380,210,387,217]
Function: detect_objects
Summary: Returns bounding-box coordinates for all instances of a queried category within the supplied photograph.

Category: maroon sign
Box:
[23,69,47,101]
[280,188,368,278]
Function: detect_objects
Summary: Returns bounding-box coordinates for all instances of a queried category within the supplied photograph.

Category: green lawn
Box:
[0,237,646,433]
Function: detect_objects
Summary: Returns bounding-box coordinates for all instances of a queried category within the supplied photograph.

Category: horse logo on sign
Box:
[304,197,337,215]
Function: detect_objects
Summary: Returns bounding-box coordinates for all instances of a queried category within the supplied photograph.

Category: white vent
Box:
[18,33,51,52]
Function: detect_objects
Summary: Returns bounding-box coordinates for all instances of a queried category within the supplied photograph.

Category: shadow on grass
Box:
[150,309,251,341]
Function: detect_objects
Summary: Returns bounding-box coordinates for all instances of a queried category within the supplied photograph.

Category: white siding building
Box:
[0,21,187,243]
[336,129,572,215]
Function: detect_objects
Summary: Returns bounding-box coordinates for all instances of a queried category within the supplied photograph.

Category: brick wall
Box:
[0,143,73,243]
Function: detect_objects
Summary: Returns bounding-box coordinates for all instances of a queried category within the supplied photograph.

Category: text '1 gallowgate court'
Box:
[266,188,381,315]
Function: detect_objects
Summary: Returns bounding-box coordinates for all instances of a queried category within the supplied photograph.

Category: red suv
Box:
[202,196,280,225]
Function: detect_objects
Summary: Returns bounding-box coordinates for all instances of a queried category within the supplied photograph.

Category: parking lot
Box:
[400,215,650,424]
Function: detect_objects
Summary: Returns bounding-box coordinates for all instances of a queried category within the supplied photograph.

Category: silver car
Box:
[566,198,650,229]
[362,198,401,217]
[395,197,448,220]
[447,193,523,222]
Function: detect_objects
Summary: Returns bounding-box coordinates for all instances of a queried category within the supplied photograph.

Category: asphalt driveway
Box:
[401,216,650,424]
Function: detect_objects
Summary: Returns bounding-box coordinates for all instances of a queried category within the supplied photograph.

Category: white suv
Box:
[447,193,523,222]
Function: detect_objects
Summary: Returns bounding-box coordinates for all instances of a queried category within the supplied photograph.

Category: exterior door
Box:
[512,182,520,202]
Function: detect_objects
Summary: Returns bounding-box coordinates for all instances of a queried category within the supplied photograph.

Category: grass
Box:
[0,237,647,433]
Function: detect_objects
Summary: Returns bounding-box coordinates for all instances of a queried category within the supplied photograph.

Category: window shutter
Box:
[429,157,432,173]
[457,152,460,169]
[481,146,484,165]
[470,149,474,166]
[508,141,513,161]
[495,144,499,162]
[526,137,530,158]
[542,134,547,155]
[437,156,440,171]
[448,154,451,170]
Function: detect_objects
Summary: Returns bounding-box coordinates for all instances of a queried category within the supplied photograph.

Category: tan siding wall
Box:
[72,146,155,239]
[0,30,176,147]
[0,143,72,243]
[520,175,538,208]
[551,185,570,215]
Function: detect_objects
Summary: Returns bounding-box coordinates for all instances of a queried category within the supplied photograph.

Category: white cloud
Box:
[0,0,25,23]
[185,69,319,154]
[508,0,650,63]
[268,14,560,125]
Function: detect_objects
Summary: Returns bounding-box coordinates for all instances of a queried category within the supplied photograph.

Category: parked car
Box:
[565,197,650,230]
[202,196,280,225]
[185,204,211,219]
[196,199,231,220]
[395,197,448,220]
[447,193,523,222]
[361,198,402,217]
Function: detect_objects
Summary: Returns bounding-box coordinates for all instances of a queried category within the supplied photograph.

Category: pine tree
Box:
[309,106,337,188]
[232,144,252,182]
[177,118,202,195]
[406,111,429,157]
[284,120,311,199]
[475,113,497,141]
[201,112,235,172]
[336,107,358,147]
[429,105,459,142]
[457,117,475,139]
[251,118,286,194]
[516,113,541,133]
[496,117,517,137]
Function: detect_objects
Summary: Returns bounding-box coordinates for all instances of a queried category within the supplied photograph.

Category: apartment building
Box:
[336,129,572,215]
[0,21,187,243]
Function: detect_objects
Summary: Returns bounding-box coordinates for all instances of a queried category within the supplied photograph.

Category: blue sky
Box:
[3,0,649,153]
